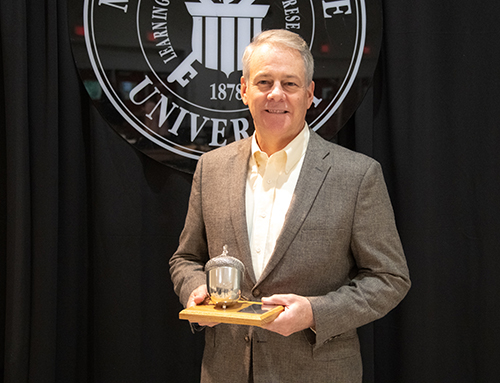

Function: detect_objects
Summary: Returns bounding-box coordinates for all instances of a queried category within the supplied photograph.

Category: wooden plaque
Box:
[179,301,284,327]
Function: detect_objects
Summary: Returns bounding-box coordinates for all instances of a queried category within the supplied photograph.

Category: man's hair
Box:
[242,29,314,85]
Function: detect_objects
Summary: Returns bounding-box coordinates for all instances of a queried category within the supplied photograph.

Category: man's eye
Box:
[283,82,299,90]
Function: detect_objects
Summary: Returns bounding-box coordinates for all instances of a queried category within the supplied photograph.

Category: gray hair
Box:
[242,29,314,85]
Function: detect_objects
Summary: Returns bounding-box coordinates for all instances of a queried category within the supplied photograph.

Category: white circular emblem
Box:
[69,0,382,172]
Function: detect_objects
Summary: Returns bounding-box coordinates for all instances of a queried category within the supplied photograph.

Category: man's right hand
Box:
[187,284,210,307]
[187,285,219,327]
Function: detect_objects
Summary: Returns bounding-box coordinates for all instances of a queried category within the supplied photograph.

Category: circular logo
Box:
[69,0,381,173]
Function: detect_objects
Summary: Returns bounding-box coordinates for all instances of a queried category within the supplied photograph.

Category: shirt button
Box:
[267,180,272,184]
[256,248,261,253]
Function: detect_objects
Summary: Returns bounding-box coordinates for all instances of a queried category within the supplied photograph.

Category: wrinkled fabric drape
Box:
[1,1,500,382]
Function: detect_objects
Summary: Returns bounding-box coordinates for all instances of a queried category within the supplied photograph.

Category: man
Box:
[169,29,410,383]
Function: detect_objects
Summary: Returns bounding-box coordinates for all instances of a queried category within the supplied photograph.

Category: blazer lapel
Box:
[257,132,332,284]
[227,139,257,283]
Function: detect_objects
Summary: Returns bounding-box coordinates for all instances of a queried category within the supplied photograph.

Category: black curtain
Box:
[1,1,499,382]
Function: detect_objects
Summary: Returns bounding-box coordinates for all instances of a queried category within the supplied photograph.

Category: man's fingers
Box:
[187,285,209,307]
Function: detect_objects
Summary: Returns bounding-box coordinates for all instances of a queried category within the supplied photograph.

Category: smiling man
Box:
[240,38,315,156]
[170,29,410,383]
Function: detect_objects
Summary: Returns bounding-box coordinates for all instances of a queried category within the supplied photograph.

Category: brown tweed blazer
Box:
[170,130,410,383]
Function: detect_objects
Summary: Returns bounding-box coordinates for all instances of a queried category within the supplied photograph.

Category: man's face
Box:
[241,44,315,153]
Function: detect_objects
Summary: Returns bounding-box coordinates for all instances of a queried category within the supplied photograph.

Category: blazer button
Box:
[252,289,260,298]
[244,335,251,343]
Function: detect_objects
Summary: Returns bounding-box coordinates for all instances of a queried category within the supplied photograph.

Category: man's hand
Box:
[261,294,315,336]
[187,285,219,327]
[187,284,210,307]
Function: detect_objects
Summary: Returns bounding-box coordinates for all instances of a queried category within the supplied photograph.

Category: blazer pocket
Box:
[295,228,351,264]
[312,329,360,361]
[297,228,350,244]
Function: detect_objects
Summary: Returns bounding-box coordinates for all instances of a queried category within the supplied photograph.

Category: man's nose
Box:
[268,82,285,101]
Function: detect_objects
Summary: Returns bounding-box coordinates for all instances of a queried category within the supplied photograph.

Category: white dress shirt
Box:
[245,125,310,281]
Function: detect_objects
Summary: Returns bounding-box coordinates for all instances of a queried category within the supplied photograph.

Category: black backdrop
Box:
[2,1,500,382]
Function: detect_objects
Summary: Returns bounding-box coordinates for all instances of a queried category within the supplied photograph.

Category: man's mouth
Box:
[266,109,288,114]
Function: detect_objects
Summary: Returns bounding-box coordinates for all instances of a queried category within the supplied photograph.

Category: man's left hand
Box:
[261,294,315,336]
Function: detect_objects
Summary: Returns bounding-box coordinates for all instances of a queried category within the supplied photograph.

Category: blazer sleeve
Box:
[307,160,411,349]
[169,157,209,307]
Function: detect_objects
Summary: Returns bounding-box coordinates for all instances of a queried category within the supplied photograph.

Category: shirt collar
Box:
[250,123,310,174]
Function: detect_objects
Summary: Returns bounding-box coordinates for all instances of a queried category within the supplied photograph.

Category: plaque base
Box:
[179,301,284,327]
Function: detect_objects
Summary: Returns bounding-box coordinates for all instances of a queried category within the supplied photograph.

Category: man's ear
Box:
[240,76,248,106]
[307,81,315,109]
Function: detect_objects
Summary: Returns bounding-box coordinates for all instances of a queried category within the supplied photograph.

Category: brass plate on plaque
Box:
[179,301,284,327]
